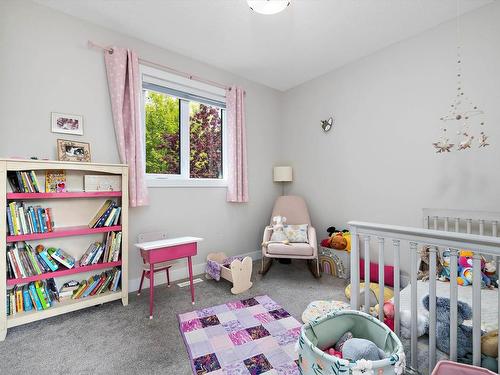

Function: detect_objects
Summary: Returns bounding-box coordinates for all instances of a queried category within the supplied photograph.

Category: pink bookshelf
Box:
[6,191,122,200]
[6,225,122,243]
[7,261,122,286]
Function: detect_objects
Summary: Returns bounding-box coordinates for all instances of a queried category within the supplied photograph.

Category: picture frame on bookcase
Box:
[51,112,84,136]
[57,139,91,163]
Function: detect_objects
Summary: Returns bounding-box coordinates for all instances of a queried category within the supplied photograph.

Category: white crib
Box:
[348,208,500,374]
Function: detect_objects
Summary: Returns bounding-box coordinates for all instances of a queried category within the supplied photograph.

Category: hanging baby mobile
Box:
[433,1,490,153]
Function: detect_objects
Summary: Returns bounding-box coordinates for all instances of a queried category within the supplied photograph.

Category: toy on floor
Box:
[205,252,253,294]
[423,294,473,357]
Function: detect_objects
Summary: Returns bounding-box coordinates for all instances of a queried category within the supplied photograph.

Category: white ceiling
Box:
[34,0,492,91]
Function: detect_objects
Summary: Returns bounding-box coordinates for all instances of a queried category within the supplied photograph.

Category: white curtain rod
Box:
[88,40,232,91]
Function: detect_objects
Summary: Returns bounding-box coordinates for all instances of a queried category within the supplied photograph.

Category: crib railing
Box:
[348,220,500,374]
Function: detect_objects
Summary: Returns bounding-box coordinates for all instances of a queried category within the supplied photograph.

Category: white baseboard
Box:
[128,250,261,293]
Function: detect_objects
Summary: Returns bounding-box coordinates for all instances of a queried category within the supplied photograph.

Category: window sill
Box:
[146,177,228,188]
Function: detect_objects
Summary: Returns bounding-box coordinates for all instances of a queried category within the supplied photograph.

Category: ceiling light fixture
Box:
[247,0,291,15]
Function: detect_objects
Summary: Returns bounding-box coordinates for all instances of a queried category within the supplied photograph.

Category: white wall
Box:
[281,2,500,242]
[0,0,282,289]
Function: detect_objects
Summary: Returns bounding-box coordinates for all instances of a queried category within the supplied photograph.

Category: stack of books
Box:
[72,268,121,299]
[7,201,54,236]
[7,171,42,193]
[88,200,121,228]
[79,231,122,266]
[6,278,58,316]
[6,243,75,279]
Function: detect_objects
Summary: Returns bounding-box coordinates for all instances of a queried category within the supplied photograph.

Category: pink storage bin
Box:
[432,361,496,375]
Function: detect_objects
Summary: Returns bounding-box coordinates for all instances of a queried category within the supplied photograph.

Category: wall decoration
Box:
[434,2,489,153]
[51,112,84,135]
[57,139,91,162]
[321,117,334,132]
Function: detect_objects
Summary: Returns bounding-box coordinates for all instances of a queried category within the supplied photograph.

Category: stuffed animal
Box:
[457,251,492,288]
[438,249,452,281]
[481,330,498,358]
[330,232,348,250]
[262,216,289,246]
[342,338,386,361]
[369,301,395,331]
[399,309,428,339]
[422,295,473,357]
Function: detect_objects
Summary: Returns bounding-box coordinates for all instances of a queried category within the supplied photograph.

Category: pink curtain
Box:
[226,86,248,203]
[104,47,148,207]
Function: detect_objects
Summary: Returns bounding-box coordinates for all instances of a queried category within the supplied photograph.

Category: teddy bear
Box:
[423,295,473,358]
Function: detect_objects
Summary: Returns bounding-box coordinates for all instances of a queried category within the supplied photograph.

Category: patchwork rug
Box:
[178,295,302,375]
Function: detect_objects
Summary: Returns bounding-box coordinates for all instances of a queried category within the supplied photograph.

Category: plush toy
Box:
[423,295,473,357]
[438,249,451,281]
[399,309,428,339]
[369,302,395,331]
[457,251,492,288]
[342,338,386,361]
[330,232,348,250]
[481,330,498,358]
[262,216,289,246]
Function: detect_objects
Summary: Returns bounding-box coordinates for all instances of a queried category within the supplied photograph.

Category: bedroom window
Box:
[141,65,227,187]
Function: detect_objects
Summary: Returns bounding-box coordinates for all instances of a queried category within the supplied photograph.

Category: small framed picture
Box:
[51,112,84,135]
[57,139,91,163]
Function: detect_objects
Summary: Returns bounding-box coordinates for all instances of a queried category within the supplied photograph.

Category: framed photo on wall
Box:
[51,112,84,135]
[57,139,91,162]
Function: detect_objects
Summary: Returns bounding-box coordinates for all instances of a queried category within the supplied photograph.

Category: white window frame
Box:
[140,65,228,188]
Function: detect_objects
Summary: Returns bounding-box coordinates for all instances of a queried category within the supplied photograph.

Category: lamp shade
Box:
[273,166,293,182]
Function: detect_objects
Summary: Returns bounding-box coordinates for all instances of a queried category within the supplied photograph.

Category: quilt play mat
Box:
[178,295,301,375]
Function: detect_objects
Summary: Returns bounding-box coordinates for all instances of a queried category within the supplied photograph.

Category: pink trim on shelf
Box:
[6,191,122,200]
[6,225,122,242]
[7,261,122,286]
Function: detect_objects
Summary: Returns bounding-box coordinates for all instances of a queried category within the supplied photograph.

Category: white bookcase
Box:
[0,159,129,340]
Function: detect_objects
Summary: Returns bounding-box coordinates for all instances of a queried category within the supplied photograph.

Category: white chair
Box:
[137,231,176,295]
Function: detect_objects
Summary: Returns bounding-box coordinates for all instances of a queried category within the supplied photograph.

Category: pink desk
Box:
[135,236,203,319]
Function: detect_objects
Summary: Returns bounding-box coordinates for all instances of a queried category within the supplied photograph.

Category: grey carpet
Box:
[0,260,349,375]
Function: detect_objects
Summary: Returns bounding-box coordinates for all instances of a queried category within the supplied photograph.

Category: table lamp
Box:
[273,166,293,195]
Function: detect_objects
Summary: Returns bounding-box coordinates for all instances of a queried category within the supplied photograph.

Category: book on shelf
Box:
[6,201,54,236]
[6,278,56,316]
[58,280,80,299]
[88,200,121,228]
[71,268,121,300]
[45,170,66,193]
[78,231,122,266]
[7,170,42,193]
[6,243,82,280]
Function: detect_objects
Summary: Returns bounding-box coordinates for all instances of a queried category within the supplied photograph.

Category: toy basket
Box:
[297,309,405,375]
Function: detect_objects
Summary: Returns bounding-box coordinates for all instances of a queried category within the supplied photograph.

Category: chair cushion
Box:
[284,224,308,243]
[267,242,314,256]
